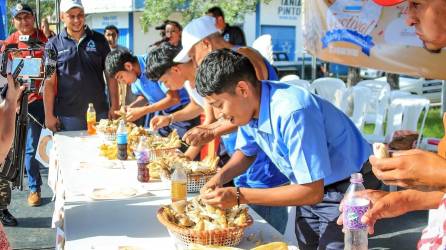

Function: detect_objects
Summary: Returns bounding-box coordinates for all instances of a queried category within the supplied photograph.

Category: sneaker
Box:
[0,209,17,227]
[28,192,41,207]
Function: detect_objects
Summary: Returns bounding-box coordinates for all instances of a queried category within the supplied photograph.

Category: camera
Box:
[0,35,56,96]
[0,35,56,190]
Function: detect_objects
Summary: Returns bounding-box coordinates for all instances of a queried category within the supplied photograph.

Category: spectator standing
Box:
[164,21,182,48]
[41,17,55,39]
[206,6,246,46]
[44,0,119,132]
[104,25,128,52]
[2,3,47,212]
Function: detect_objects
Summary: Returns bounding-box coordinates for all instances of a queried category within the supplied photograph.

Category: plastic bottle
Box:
[343,173,369,250]
[86,103,96,135]
[171,163,187,202]
[116,120,128,160]
[134,136,150,182]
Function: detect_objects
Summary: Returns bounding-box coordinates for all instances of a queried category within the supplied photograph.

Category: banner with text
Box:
[303,0,446,79]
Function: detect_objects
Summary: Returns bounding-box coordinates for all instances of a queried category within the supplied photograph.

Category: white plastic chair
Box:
[364,95,430,147]
[357,80,391,137]
[252,34,274,65]
[280,74,300,82]
[390,90,411,101]
[349,86,372,131]
[311,77,346,105]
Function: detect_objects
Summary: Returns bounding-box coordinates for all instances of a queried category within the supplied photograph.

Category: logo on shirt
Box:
[223,33,230,42]
[86,40,97,52]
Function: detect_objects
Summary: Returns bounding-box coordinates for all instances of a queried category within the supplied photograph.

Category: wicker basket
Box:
[157,207,253,247]
[161,172,216,193]
[186,173,215,193]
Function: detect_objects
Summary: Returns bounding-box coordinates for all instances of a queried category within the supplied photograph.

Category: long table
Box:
[49,131,297,249]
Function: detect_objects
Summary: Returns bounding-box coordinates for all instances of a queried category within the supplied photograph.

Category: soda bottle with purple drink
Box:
[343,173,369,250]
[134,136,150,183]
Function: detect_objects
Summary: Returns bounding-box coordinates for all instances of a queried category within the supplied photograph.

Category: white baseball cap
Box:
[173,16,219,63]
[60,0,84,13]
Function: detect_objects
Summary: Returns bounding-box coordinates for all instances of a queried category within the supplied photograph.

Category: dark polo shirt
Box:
[45,26,110,117]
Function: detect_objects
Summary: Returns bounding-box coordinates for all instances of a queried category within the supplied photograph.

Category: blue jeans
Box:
[25,100,44,192]
[59,112,108,131]
[250,204,288,234]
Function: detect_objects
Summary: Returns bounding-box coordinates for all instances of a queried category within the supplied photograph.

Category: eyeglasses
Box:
[14,14,34,22]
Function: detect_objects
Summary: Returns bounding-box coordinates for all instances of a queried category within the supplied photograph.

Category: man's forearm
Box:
[219,151,255,184]
[171,100,203,123]
[129,95,147,108]
[0,101,17,161]
[206,119,238,136]
[239,180,324,206]
[144,92,180,114]
[43,77,56,118]
[107,77,119,110]
[403,190,444,211]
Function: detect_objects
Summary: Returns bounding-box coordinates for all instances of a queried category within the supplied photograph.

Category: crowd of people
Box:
[0,0,445,249]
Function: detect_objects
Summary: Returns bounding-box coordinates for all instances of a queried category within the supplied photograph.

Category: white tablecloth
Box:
[49,131,296,250]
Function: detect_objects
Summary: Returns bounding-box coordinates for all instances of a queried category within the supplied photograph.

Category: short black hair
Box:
[104,25,119,35]
[196,48,258,97]
[145,43,181,80]
[207,6,225,19]
[105,49,138,77]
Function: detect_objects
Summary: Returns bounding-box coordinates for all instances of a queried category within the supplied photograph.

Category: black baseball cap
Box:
[11,3,34,18]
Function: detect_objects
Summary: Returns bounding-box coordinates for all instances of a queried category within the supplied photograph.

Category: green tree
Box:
[140,0,271,32]
[7,0,56,34]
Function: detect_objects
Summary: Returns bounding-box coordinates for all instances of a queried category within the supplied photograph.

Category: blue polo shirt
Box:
[236,81,372,186]
[223,52,288,188]
[45,26,110,117]
[131,55,190,113]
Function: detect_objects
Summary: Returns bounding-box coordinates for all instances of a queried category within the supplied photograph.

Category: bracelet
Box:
[168,114,174,125]
[236,187,241,208]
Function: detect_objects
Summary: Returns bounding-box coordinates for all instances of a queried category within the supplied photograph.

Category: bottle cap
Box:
[350,173,363,183]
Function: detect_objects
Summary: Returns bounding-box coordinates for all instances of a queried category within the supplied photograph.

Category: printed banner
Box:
[36,128,53,168]
[303,0,446,80]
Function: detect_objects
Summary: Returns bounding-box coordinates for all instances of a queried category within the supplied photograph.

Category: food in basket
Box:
[145,129,182,150]
[98,128,181,160]
[148,153,219,180]
[96,119,135,134]
[160,196,251,231]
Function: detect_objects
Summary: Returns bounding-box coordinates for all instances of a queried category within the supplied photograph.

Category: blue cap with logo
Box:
[11,3,33,18]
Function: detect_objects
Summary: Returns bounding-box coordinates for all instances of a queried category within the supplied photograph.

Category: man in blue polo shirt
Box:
[105,48,198,137]
[44,0,119,132]
[198,49,379,250]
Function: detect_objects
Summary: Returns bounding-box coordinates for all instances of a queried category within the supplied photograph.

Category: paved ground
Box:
[4,168,55,250]
[2,167,428,249]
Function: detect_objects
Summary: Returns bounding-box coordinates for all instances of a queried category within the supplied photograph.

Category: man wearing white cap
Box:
[43,0,119,132]
[150,16,290,234]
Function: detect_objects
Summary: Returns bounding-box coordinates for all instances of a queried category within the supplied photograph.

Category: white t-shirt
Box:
[184,81,205,108]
